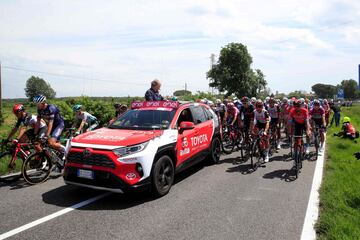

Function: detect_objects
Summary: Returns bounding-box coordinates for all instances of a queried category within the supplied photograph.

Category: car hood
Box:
[71,128,163,147]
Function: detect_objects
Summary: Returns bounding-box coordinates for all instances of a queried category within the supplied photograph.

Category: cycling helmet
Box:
[299,98,305,103]
[13,104,25,114]
[313,99,320,106]
[227,102,235,109]
[269,98,276,104]
[323,99,328,103]
[255,100,263,108]
[343,116,351,123]
[73,104,82,112]
[265,96,270,102]
[251,97,257,103]
[241,96,249,103]
[33,95,46,103]
[171,96,178,101]
[293,99,301,107]
[216,99,221,104]
[282,97,288,103]
[114,103,121,108]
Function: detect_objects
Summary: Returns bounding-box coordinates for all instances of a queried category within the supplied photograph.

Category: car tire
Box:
[151,155,174,197]
[208,137,221,164]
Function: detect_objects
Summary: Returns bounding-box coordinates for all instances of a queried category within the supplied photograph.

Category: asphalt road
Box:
[0,142,318,240]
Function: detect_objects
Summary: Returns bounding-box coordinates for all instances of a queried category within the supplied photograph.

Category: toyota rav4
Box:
[63,101,221,197]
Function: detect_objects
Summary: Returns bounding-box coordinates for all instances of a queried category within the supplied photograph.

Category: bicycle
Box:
[0,139,33,182]
[313,126,320,159]
[22,128,77,185]
[269,124,279,156]
[293,134,305,178]
[250,129,267,170]
[221,125,244,158]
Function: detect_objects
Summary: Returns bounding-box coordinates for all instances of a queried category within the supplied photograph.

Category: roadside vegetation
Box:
[316,104,360,239]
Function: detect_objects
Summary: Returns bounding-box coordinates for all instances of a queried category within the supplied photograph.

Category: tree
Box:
[311,83,337,99]
[24,76,56,101]
[173,90,192,96]
[207,42,267,97]
[340,79,358,99]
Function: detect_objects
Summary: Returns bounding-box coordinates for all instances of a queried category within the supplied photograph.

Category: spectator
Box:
[330,101,341,127]
[145,79,164,101]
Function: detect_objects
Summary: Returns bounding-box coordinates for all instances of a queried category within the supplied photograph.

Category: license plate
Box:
[77,169,94,179]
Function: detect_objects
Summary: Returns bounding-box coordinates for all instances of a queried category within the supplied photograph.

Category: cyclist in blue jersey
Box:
[72,104,99,134]
[33,95,66,154]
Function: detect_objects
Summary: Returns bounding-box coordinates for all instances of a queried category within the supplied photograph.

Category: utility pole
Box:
[0,61,2,124]
[184,83,187,91]
[209,54,216,94]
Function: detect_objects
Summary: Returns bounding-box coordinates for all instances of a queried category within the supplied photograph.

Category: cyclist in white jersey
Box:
[72,104,99,134]
[252,100,271,162]
[6,104,47,143]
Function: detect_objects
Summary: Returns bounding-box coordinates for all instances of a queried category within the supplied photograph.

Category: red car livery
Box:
[63,101,221,196]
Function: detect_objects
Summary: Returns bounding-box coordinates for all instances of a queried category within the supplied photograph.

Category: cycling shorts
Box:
[50,122,65,140]
[294,123,306,136]
[25,127,47,140]
[270,118,279,126]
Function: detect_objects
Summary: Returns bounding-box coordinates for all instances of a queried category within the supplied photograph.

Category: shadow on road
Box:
[263,169,297,182]
[0,173,64,190]
[41,160,209,210]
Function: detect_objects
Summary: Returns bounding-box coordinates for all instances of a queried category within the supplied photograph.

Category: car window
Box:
[176,108,194,127]
[191,106,208,124]
[109,109,176,130]
[203,107,213,120]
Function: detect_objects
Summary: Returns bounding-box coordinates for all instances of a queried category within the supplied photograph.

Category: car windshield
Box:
[109,109,176,130]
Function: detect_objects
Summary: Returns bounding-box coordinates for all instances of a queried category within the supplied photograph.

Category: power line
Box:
[2,65,183,88]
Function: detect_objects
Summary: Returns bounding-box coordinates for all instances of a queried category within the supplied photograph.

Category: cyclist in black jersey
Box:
[33,95,66,154]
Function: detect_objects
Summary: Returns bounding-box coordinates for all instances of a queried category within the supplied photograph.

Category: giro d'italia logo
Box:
[182,137,188,148]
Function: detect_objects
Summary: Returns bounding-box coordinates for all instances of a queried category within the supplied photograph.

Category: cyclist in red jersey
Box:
[224,102,240,126]
[289,99,311,154]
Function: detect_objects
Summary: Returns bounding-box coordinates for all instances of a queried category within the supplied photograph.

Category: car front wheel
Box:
[151,155,174,197]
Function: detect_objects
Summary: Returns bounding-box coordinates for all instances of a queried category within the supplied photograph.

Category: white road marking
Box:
[0,192,111,240]
[300,144,326,240]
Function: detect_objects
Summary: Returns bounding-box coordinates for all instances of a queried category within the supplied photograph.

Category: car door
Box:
[190,105,214,155]
[175,107,198,167]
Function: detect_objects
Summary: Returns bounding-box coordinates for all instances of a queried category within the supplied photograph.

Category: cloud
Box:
[0,0,360,98]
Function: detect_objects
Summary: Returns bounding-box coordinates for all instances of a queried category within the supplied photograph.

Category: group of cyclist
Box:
[208,96,331,164]
[5,95,102,170]
[4,92,337,171]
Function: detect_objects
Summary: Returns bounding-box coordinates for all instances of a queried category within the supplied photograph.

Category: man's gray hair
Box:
[151,79,161,88]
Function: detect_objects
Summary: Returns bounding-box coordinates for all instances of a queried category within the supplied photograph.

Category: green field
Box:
[316,104,360,239]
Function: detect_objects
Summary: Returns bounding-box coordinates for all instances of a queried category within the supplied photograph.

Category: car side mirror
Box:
[179,121,195,132]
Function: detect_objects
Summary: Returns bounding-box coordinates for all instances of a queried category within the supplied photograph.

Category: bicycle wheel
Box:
[314,134,319,159]
[0,151,23,183]
[22,152,52,185]
[250,140,259,170]
[221,132,234,154]
[294,149,300,178]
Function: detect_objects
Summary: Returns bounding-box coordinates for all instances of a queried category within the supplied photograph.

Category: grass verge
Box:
[316,104,360,239]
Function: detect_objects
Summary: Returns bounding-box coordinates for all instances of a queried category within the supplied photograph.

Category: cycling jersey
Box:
[266,104,280,119]
[254,109,270,129]
[290,107,308,124]
[310,107,325,120]
[227,106,239,119]
[76,111,98,125]
[38,104,64,126]
[240,104,254,121]
[343,123,356,135]
[38,104,64,139]
[16,113,46,129]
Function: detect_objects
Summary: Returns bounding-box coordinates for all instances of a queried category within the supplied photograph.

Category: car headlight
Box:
[113,141,149,157]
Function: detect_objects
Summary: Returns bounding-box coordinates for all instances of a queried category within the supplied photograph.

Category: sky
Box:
[1,0,360,98]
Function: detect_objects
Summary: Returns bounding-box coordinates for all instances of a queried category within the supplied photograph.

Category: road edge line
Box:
[0,192,111,240]
[300,143,326,240]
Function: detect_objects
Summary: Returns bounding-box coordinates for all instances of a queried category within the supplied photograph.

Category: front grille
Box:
[67,151,115,169]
